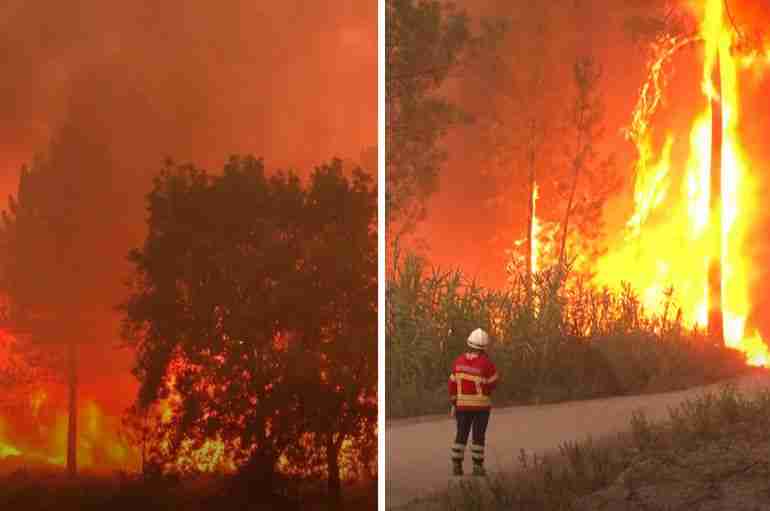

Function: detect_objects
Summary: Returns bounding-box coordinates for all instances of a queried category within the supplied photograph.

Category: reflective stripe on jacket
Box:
[448,352,498,411]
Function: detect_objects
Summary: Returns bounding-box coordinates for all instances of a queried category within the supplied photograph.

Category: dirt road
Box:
[386,373,770,509]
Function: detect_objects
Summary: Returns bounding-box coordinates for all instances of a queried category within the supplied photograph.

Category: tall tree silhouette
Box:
[0,118,115,476]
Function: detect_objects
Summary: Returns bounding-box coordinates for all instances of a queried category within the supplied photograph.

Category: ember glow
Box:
[531,183,542,274]
[595,0,769,366]
[0,394,137,471]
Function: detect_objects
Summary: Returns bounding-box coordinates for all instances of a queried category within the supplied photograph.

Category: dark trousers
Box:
[452,410,490,465]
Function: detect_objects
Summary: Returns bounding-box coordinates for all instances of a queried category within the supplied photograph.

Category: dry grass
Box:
[398,379,770,511]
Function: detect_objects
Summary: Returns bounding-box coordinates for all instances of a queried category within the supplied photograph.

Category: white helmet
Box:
[467,328,490,351]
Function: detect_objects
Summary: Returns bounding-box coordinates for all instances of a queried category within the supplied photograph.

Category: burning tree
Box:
[0,118,117,476]
[595,0,770,362]
[120,156,376,499]
[466,3,556,286]
[500,54,616,287]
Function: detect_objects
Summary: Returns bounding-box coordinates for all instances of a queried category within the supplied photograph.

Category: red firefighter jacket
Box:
[448,352,498,411]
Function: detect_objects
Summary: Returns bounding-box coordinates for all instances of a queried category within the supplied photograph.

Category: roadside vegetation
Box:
[387,247,750,419]
[399,381,770,510]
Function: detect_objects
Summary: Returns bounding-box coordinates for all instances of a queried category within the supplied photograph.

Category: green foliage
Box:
[387,248,749,418]
[386,0,484,233]
[121,156,376,497]
[385,0,462,230]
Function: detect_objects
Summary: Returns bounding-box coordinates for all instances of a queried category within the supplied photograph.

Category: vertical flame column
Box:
[708,51,724,344]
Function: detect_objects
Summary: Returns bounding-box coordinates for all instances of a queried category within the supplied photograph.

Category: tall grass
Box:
[386,248,748,418]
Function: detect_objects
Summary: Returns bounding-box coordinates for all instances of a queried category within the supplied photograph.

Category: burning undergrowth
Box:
[0,330,135,472]
[0,356,368,481]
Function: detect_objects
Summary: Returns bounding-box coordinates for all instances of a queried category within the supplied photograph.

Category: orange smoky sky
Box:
[0,1,376,418]
[411,0,653,284]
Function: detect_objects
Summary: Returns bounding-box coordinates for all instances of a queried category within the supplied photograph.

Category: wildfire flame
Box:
[532,183,542,273]
[1,336,366,477]
[509,181,557,279]
[595,0,769,366]
[0,392,137,471]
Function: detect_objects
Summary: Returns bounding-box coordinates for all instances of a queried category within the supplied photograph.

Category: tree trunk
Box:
[66,340,78,477]
[141,410,148,474]
[708,51,724,345]
[237,450,277,506]
[526,122,536,289]
[558,160,580,269]
[327,434,342,504]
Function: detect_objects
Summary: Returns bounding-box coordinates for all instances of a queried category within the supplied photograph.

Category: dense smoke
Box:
[0,0,375,419]
[410,1,651,282]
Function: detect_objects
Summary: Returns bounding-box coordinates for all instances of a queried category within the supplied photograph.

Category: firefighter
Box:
[448,327,498,476]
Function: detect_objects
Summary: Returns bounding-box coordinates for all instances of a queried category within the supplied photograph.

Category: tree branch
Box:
[723,0,744,42]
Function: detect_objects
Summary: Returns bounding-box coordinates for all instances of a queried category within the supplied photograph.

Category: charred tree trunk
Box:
[237,448,277,505]
[526,120,536,289]
[66,340,78,477]
[327,434,343,504]
[708,52,724,345]
[559,155,581,270]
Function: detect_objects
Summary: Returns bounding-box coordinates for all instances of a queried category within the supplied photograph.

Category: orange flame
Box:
[595,0,769,365]
[508,181,558,278]
[532,183,542,274]
[0,396,138,471]
[0,334,369,477]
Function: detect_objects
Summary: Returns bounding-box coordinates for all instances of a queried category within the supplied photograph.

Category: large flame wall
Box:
[595,0,770,364]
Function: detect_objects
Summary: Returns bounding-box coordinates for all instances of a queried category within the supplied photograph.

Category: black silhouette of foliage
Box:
[121,155,376,499]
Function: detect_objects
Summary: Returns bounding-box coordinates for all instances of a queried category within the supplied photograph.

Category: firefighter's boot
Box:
[471,443,486,476]
[451,443,465,476]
